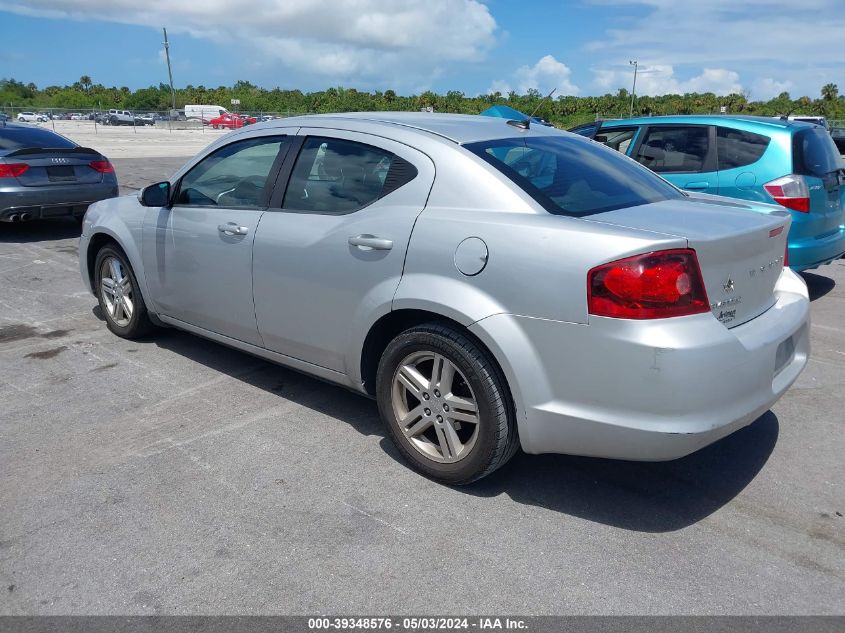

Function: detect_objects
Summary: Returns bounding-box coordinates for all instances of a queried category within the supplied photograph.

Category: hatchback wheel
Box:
[95,245,152,339]
[376,323,518,484]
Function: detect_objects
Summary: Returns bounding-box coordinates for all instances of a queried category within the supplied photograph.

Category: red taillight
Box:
[88,160,114,173]
[0,163,29,178]
[763,175,810,213]
[588,249,710,319]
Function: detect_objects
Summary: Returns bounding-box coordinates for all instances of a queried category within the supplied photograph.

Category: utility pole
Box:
[163,27,176,112]
[629,60,638,117]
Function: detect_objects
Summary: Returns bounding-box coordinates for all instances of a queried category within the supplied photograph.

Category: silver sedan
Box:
[78,113,810,484]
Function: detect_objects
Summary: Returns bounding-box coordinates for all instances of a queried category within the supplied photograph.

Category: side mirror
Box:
[139,181,171,207]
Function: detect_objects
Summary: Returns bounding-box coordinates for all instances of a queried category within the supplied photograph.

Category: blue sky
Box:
[1,1,843,100]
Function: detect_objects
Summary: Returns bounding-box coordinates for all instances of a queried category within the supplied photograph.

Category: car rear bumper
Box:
[470,267,810,461]
[788,225,845,271]
[0,182,119,222]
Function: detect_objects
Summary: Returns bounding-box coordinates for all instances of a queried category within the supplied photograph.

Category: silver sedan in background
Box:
[78,113,810,484]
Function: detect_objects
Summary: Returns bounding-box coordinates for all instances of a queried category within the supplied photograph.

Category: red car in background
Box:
[209,113,257,129]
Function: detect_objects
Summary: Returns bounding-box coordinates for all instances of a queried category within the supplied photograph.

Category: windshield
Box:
[792,127,842,177]
[465,135,683,216]
[0,126,77,152]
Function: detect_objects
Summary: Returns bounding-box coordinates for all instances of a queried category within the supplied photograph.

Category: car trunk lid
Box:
[791,127,845,238]
[585,197,791,328]
[2,147,106,186]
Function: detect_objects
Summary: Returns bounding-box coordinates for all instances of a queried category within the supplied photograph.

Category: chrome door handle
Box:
[218,222,249,236]
[348,234,393,250]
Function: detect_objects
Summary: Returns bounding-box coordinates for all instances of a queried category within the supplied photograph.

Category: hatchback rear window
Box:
[465,135,683,216]
[0,126,77,151]
[792,127,841,177]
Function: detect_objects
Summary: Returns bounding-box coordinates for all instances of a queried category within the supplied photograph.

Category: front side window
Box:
[466,135,683,217]
[633,126,710,173]
[175,136,285,208]
[283,137,415,214]
[716,127,770,170]
[596,127,639,154]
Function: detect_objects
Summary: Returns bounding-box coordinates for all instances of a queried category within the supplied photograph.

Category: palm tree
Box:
[79,75,93,94]
[821,83,838,101]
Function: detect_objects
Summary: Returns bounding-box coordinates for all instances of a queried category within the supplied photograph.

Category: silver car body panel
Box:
[79,113,811,461]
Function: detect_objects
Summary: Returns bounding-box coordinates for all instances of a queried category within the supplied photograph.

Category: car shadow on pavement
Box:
[0,218,81,243]
[150,328,384,436]
[146,327,777,534]
[463,411,779,533]
[800,271,835,301]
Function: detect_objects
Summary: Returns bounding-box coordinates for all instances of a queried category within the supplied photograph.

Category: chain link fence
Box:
[1,106,310,133]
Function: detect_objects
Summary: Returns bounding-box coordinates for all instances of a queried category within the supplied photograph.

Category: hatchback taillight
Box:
[88,160,114,173]
[763,175,810,213]
[0,163,29,178]
[588,249,710,319]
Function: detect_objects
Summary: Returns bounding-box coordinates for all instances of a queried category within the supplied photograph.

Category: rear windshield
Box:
[792,127,841,177]
[0,126,77,151]
[465,135,683,216]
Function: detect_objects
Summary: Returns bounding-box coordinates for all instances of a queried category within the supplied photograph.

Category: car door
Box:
[141,134,290,346]
[630,125,717,194]
[252,129,435,373]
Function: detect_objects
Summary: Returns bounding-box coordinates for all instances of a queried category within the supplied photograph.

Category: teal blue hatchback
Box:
[570,116,845,271]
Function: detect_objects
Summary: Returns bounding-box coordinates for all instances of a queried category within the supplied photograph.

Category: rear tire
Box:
[376,323,519,484]
[94,245,153,339]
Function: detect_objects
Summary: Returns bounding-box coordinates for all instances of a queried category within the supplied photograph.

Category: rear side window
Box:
[465,135,683,217]
[0,126,77,151]
[283,137,417,214]
[633,126,710,173]
[716,127,770,170]
[793,127,842,177]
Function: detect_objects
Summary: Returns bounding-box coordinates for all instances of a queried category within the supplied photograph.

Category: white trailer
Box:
[184,105,229,121]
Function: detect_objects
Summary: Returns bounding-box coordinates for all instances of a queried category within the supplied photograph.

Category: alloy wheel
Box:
[391,351,481,463]
[99,256,134,327]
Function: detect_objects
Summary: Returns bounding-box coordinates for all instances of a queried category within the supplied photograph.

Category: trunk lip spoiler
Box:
[4,146,102,158]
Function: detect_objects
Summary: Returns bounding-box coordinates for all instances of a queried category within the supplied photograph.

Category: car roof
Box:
[597,114,818,131]
[254,112,568,145]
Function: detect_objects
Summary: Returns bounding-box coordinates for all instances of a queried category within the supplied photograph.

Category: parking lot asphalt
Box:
[0,156,843,615]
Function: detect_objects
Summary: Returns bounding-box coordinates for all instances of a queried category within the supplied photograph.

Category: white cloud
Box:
[584,0,844,97]
[488,55,579,96]
[751,77,794,100]
[487,79,512,96]
[0,0,498,89]
[593,64,742,96]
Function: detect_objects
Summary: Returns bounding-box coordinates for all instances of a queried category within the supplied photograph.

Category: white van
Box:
[184,105,228,121]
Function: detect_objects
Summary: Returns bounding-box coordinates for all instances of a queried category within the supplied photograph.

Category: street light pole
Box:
[163,27,176,113]
[629,60,638,117]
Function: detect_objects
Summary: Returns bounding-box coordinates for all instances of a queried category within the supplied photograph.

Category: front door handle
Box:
[348,234,393,250]
[218,222,249,236]
[684,181,711,190]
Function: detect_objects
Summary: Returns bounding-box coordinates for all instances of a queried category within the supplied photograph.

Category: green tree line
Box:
[2,77,843,128]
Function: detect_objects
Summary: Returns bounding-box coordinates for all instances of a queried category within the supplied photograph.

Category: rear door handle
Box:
[348,234,393,250]
[684,181,711,190]
[218,222,249,236]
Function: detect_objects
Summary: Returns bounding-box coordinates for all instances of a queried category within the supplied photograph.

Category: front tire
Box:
[376,323,518,484]
[94,245,152,339]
